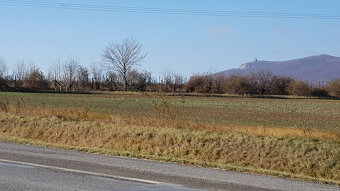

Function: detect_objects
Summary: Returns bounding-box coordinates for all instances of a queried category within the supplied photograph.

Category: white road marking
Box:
[0,158,162,185]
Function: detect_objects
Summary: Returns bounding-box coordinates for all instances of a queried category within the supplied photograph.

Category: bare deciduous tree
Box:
[104,71,118,91]
[14,59,32,87]
[48,58,62,82]
[102,38,147,91]
[63,57,79,91]
[186,74,213,93]
[160,70,184,92]
[90,62,102,90]
[286,80,311,96]
[0,57,7,78]
[327,79,340,97]
[78,66,89,89]
[250,71,276,94]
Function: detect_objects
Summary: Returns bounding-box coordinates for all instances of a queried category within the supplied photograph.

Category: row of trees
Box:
[185,72,340,97]
[0,38,151,91]
[1,58,339,97]
[0,38,339,97]
[0,59,153,92]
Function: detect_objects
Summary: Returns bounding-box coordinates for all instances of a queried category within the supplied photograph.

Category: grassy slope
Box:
[0,92,339,184]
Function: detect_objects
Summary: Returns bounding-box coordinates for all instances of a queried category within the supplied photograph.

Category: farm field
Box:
[0,91,339,184]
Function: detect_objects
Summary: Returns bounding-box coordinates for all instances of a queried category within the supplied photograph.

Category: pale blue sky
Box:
[0,0,340,77]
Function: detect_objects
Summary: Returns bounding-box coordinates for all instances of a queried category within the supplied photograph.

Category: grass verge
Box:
[0,111,339,185]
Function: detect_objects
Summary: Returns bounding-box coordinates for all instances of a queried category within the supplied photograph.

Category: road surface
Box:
[0,141,339,191]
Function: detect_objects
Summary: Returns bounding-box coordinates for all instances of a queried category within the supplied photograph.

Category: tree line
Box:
[185,72,340,97]
[0,38,339,97]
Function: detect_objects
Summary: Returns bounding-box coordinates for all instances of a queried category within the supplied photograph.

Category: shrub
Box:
[311,88,329,97]
[286,80,311,96]
[327,79,340,97]
[186,74,213,93]
[0,77,8,91]
[271,76,294,95]
[224,75,256,95]
[211,75,226,94]
[25,69,49,90]
[160,72,184,93]
[249,71,276,94]
[224,75,244,94]
[128,70,149,91]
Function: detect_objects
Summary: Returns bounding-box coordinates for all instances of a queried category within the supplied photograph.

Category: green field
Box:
[1,92,339,133]
[0,91,339,184]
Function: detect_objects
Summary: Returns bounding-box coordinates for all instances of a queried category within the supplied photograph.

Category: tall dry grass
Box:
[0,111,339,184]
[6,105,340,142]
[0,96,9,113]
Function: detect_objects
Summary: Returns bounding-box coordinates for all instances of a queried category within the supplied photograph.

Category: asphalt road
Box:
[0,160,200,191]
[0,141,339,191]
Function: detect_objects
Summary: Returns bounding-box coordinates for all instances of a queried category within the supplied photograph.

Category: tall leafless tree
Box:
[90,61,102,89]
[48,57,62,82]
[161,69,174,92]
[104,71,118,91]
[173,73,184,92]
[102,38,147,91]
[250,71,276,94]
[160,69,184,92]
[14,59,32,87]
[77,66,89,89]
[0,57,7,78]
[63,57,79,91]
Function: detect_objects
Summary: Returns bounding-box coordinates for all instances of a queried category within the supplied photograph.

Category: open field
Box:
[0,92,340,184]
[1,92,339,133]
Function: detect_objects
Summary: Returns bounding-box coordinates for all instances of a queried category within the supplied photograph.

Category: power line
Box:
[0,0,340,19]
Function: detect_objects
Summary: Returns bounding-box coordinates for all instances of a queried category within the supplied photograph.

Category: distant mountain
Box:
[217,54,340,83]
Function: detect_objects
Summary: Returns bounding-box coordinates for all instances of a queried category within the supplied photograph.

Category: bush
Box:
[327,79,340,97]
[311,88,329,97]
[186,74,213,93]
[271,76,294,95]
[224,75,244,94]
[286,80,311,96]
[25,69,49,90]
[211,75,226,94]
[249,71,276,94]
[0,77,8,91]
[224,75,257,95]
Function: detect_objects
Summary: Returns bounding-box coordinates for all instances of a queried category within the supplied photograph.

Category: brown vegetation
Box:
[328,79,340,97]
[5,105,339,142]
[0,109,339,184]
[25,69,49,90]
[185,74,213,93]
[286,80,311,96]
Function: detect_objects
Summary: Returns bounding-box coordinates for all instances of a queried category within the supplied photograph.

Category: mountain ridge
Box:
[217,54,340,83]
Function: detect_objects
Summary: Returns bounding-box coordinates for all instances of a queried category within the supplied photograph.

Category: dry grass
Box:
[0,111,339,185]
[5,105,339,142]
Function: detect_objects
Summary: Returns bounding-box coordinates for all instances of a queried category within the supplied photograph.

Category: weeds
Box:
[0,96,9,113]
[0,112,339,184]
[8,105,340,142]
[146,92,184,120]
[16,96,26,108]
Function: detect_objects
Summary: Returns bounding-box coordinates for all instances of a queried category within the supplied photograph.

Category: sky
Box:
[0,0,340,78]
